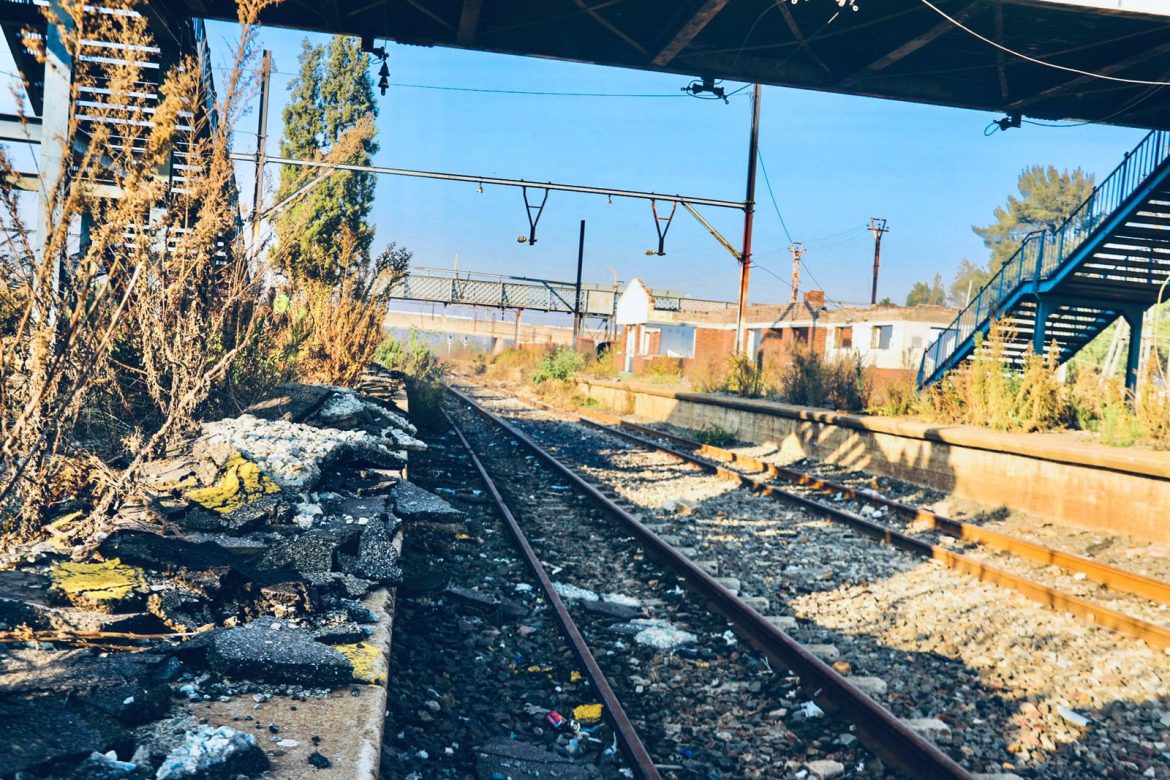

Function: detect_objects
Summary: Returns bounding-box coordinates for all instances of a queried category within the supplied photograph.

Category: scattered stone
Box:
[804,759,845,779]
[903,717,952,744]
[623,618,697,650]
[806,644,839,663]
[847,676,888,697]
[67,750,145,779]
[307,751,331,769]
[1057,705,1091,728]
[154,725,269,780]
[209,624,353,686]
[765,615,798,631]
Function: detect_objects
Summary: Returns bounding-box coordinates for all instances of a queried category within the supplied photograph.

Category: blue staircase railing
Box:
[919,128,1170,387]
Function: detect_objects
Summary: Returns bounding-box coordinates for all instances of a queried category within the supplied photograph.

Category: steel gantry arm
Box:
[235,152,748,211]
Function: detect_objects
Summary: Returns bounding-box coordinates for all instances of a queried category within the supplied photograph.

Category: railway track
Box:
[498,383,1170,647]
[448,379,1170,778]
[439,388,968,780]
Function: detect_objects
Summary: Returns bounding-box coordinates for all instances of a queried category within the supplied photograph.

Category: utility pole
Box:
[250,50,272,249]
[868,217,889,305]
[735,83,762,355]
[789,242,805,303]
[572,219,586,348]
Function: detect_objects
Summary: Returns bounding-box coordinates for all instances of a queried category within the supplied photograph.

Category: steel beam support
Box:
[35,4,73,320]
[1032,295,1052,355]
[1124,306,1148,392]
[652,0,730,66]
[0,112,40,142]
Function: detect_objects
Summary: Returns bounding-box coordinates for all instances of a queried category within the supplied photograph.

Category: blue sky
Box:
[210,22,1146,307]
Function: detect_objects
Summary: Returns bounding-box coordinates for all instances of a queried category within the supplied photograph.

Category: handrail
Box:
[919,129,1170,385]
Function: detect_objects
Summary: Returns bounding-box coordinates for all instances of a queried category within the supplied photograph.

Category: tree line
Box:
[905,166,1094,308]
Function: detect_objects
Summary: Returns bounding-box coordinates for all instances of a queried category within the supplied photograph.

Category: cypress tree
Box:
[273,36,379,285]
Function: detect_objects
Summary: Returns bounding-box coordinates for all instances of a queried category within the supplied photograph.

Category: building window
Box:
[792,327,810,343]
[871,325,892,350]
[838,327,853,349]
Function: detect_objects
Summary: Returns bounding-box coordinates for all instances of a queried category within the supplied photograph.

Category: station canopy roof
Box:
[163,0,1170,130]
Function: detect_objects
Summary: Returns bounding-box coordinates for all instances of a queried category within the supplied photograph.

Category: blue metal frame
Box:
[918,129,1170,387]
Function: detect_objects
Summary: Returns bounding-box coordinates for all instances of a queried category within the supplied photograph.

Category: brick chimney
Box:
[804,289,826,309]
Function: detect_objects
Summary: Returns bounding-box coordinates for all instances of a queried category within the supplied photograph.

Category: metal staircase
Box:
[919,130,1170,390]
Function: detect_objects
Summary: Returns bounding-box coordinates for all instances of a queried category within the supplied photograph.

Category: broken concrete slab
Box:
[258,526,361,575]
[390,480,464,523]
[344,518,403,585]
[322,495,391,525]
[245,383,335,423]
[50,559,149,613]
[184,452,281,516]
[579,598,643,621]
[444,585,528,619]
[209,624,353,686]
[0,695,129,777]
[474,738,602,779]
[147,589,214,633]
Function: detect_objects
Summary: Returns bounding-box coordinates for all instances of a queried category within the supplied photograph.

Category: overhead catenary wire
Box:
[919,0,1170,87]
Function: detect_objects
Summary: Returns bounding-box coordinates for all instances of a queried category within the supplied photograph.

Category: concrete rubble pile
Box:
[0,376,461,779]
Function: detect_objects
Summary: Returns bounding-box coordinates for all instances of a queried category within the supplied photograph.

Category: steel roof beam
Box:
[835,0,986,89]
[457,0,482,46]
[652,0,729,66]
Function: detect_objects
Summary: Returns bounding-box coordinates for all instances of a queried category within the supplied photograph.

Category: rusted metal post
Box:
[735,84,762,355]
[251,50,271,248]
[572,219,585,348]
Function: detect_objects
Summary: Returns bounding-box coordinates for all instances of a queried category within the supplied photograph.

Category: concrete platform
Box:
[577,378,1170,544]
[189,571,397,778]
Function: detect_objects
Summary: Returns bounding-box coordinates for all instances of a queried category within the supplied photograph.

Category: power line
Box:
[222,66,745,99]
[756,149,793,245]
[919,0,1170,87]
[757,149,824,292]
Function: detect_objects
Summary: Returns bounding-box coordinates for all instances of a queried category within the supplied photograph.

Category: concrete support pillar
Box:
[1124,308,1146,393]
[513,309,522,347]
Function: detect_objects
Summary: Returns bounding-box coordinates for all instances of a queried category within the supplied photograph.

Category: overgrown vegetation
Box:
[776,348,871,411]
[0,4,414,550]
[376,331,447,431]
[532,348,585,384]
[876,320,1170,448]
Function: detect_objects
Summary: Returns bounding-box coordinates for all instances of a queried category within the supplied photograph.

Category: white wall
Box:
[825,320,948,370]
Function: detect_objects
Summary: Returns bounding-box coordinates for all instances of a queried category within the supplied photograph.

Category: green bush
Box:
[777,348,871,411]
[696,424,736,447]
[375,330,445,384]
[376,330,447,430]
[531,348,584,384]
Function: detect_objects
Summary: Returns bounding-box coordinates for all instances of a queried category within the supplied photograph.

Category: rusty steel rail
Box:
[446,385,972,780]
[443,410,662,780]
[574,417,1170,651]
[612,420,1170,610]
